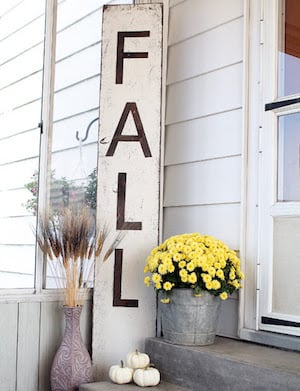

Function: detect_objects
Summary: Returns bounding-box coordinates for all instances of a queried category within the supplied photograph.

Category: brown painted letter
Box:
[113,249,139,307]
[116,31,150,84]
[106,102,152,157]
[117,172,142,230]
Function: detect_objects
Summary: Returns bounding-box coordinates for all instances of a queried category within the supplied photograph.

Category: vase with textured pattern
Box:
[50,306,93,391]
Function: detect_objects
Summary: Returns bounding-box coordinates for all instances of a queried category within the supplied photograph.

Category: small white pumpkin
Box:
[133,366,160,387]
[126,349,150,369]
[109,360,134,384]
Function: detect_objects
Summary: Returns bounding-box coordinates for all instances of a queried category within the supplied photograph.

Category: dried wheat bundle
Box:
[37,205,123,307]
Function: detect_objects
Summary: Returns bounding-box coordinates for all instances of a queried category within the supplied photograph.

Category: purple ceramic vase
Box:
[50,306,93,391]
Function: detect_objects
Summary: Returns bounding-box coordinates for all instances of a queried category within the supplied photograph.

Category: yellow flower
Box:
[179,269,188,282]
[178,260,186,269]
[168,246,178,256]
[186,261,195,272]
[167,264,175,273]
[173,253,182,262]
[211,279,221,290]
[214,262,221,269]
[160,298,170,304]
[216,269,225,280]
[183,245,192,254]
[220,259,227,268]
[204,236,213,247]
[152,273,161,283]
[201,273,212,283]
[150,247,159,256]
[163,281,173,291]
[188,272,197,284]
[207,254,215,264]
[208,266,216,277]
[144,233,244,295]
[144,276,151,287]
[220,292,228,300]
[158,264,167,275]
[148,257,159,272]
[176,242,184,251]
[163,253,173,262]
[230,280,240,289]
[179,269,188,283]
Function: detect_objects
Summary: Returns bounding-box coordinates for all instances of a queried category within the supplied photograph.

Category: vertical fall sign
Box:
[93,4,163,370]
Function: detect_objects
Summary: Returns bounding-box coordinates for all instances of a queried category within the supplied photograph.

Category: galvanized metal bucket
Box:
[158,289,221,346]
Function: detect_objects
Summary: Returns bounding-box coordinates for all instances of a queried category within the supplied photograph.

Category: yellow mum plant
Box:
[144,233,244,302]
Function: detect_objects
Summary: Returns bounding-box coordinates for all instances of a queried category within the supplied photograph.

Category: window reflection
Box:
[278,113,300,201]
[278,0,300,96]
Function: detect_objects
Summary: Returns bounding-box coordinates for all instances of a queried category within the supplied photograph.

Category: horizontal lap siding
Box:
[166,63,243,124]
[165,109,242,165]
[164,204,241,250]
[168,0,243,46]
[164,156,241,207]
[165,0,244,337]
[165,0,243,231]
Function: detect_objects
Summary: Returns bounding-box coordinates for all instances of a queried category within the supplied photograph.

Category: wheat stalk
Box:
[37,205,122,307]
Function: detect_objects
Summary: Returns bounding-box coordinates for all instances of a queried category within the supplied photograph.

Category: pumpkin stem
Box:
[120,360,124,368]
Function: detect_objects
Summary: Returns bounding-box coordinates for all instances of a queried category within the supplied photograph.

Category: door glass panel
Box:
[273,217,300,316]
[278,0,300,96]
[277,113,300,201]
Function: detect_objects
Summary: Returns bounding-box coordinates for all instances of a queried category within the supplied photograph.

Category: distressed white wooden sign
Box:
[93,4,163,376]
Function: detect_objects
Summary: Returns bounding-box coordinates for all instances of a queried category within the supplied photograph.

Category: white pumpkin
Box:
[109,360,134,384]
[126,350,150,369]
[133,366,160,387]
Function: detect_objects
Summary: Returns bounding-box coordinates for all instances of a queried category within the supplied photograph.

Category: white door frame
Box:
[240,0,300,349]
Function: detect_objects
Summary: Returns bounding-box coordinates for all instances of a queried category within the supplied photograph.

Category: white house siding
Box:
[164,0,244,337]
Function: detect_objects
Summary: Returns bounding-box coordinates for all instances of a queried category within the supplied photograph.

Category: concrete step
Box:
[145,336,300,391]
[79,380,191,391]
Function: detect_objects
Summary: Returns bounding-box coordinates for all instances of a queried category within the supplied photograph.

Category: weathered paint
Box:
[93,3,163,378]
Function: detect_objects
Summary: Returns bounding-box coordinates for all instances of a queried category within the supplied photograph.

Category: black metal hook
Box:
[75,117,99,142]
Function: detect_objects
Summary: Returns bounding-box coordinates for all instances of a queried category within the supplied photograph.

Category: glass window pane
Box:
[277,113,300,201]
[45,0,133,288]
[45,1,100,288]
[0,2,45,288]
[273,217,300,316]
[278,0,300,97]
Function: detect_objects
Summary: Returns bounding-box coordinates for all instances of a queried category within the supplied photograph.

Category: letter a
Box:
[106,102,152,157]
